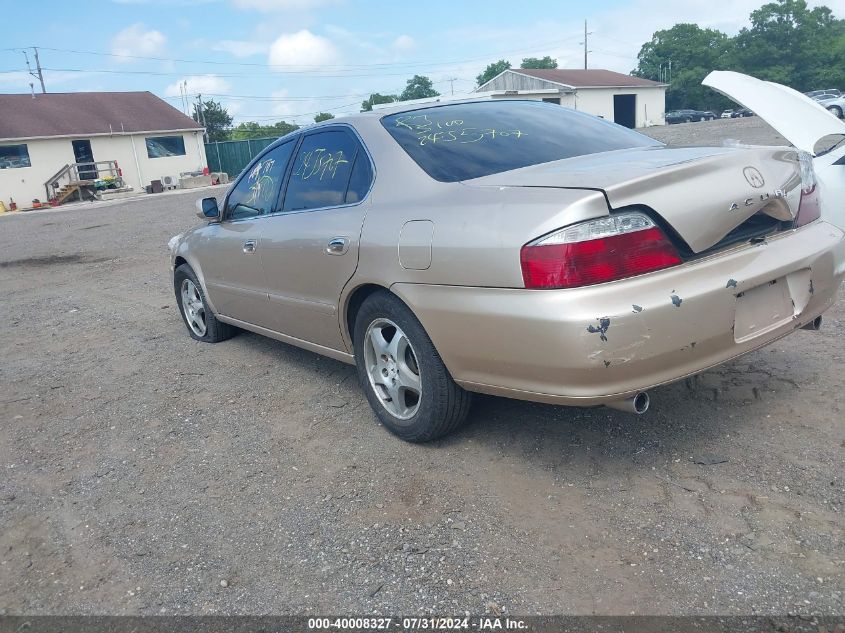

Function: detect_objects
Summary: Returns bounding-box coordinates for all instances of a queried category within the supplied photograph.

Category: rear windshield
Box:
[381,100,660,182]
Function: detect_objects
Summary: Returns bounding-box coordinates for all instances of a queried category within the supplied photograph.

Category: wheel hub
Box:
[180,278,207,337]
[363,318,422,421]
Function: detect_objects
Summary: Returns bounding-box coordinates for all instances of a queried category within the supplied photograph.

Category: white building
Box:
[475,68,667,128]
[0,91,208,208]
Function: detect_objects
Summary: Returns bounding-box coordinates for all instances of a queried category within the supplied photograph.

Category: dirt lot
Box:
[1,118,843,616]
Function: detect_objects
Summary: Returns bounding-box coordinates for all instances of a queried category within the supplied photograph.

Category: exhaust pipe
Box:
[606,391,650,414]
[801,316,823,331]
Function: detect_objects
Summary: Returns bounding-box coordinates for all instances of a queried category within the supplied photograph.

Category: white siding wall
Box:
[572,87,666,128]
[489,87,666,128]
[0,131,207,206]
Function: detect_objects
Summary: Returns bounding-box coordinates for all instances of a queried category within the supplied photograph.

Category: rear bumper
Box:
[391,221,845,406]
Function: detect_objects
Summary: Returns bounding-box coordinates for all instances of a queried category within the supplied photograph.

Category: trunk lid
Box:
[703,70,845,156]
[465,145,802,253]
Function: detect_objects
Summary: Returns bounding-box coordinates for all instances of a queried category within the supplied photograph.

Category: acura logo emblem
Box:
[743,166,765,188]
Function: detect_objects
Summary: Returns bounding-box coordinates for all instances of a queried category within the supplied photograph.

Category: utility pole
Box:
[581,20,592,70]
[34,48,46,93]
[447,77,458,95]
[23,47,46,93]
[196,94,208,143]
[180,80,189,114]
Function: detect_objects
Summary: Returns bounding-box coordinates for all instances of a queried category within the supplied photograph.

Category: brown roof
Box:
[0,91,202,140]
[511,68,663,88]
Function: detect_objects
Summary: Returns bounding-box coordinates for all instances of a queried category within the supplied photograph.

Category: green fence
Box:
[205,137,278,179]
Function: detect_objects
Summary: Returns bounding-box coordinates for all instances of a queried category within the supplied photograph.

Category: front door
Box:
[197,140,297,330]
[72,140,97,180]
[259,128,374,350]
[613,94,637,129]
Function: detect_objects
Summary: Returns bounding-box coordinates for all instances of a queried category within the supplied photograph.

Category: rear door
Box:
[197,139,297,329]
[258,126,374,350]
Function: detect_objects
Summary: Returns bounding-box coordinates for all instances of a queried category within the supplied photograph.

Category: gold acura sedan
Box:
[170,100,845,442]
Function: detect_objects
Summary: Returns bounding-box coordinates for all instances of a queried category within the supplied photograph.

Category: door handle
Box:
[326,237,349,255]
[243,239,257,254]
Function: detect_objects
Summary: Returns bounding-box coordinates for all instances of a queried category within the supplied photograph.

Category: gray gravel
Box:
[0,118,843,616]
[640,116,789,147]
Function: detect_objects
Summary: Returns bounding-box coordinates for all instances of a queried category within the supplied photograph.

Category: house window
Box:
[0,144,31,169]
[542,97,561,105]
[145,136,186,158]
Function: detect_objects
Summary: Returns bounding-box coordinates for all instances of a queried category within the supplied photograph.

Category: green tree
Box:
[520,56,558,69]
[229,120,299,140]
[314,112,335,122]
[476,59,511,87]
[633,23,734,110]
[732,0,845,90]
[191,99,232,142]
[399,75,440,101]
[361,93,398,111]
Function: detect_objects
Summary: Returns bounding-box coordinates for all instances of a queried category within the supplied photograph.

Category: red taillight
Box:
[794,151,821,227]
[521,213,682,289]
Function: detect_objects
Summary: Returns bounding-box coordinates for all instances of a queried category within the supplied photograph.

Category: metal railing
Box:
[44,160,123,201]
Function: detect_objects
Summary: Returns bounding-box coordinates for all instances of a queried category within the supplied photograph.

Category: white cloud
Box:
[110,23,166,60]
[0,70,99,90]
[392,34,415,52]
[267,30,338,68]
[214,39,268,58]
[165,74,232,96]
[232,0,335,10]
[0,71,30,88]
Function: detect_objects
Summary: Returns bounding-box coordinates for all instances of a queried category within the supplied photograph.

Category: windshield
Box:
[381,100,661,182]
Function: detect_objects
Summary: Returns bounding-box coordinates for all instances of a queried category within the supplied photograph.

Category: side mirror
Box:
[196,197,219,220]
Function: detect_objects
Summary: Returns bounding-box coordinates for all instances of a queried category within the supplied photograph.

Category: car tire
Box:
[829,106,843,118]
[174,263,235,343]
[353,290,472,443]
[685,118,692,123]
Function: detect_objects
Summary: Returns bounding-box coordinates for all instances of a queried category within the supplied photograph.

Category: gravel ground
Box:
[641,116,789,147]
[0,118,843,616]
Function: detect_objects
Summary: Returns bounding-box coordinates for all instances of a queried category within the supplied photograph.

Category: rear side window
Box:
[381,100,660,182]
[225,141,295,220]
[345,153,373,204]
[283,130,363,211]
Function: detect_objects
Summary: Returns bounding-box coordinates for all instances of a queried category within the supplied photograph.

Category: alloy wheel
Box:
[363,318,422,420]
[181,278,207,337]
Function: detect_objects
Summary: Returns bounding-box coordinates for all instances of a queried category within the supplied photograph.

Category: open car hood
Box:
[703,71,845,155]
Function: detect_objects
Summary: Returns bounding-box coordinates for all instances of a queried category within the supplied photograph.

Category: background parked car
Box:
[821,95,845,118]
[665,109,717,124]
[721,109,735,118]
[806,89,841,99]
[731,108,755,117]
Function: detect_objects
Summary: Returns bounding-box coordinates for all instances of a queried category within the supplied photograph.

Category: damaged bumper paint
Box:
[391,221,845,406]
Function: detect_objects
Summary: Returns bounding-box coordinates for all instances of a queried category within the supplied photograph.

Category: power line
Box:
[26,37,583,71]
[39,66,438,78]
[162,92,375,102]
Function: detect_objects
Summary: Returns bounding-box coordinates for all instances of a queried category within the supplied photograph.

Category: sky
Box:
[2,0,843,125]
